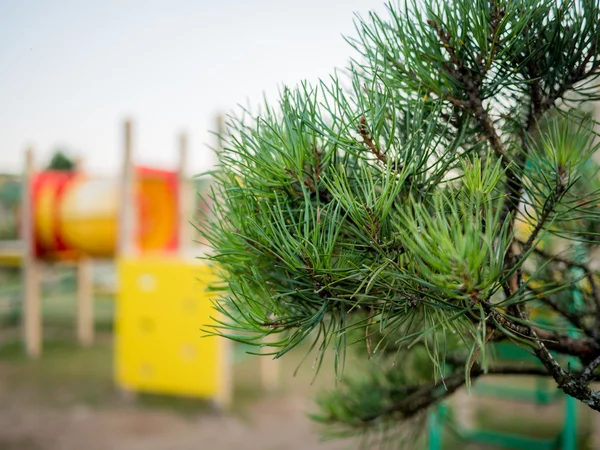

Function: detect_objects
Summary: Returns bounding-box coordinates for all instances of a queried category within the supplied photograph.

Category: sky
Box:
[0,0,386,177]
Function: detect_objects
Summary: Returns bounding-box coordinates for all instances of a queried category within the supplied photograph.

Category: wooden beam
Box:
[21,147,41,358]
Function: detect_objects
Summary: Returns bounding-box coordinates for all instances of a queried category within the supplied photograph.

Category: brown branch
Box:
[581,354,600,385]
[485,305,599,359]
[528,78,544,128]
[358,115,387,163]
[359,358,600,424]
[540,331,600,362]
[362,370,477,422]
[445,95,470,109]
[262,321,303,330]
[347,301,600,424]
[485,305,600,411]
[590,275,600,333]
[427,20,508,164]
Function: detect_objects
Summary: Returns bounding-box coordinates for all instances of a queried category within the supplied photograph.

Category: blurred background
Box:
[0,2,384,450]
[0,1,597,450]
[0,0,387,175]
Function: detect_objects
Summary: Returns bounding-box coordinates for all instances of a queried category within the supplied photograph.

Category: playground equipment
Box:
[1,117,279,408]
[427,342,580,450]
[116,257,230,406]
[12,120,192,356]
[32,168,178,259]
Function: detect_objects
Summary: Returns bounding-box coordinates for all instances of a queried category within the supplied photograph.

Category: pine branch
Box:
[483,303,599,359]
[205,0,600,433]
[427,20,508,163]
[357,358,600,425]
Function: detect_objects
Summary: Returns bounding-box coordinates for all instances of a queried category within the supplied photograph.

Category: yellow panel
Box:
[115,256,228,403]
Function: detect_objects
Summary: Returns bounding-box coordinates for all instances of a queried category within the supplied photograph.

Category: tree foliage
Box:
[201,0,600,444]
[46,150,75,171]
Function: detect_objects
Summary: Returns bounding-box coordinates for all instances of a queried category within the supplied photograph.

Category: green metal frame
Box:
[427,384,578,450]
[427,267,584,450]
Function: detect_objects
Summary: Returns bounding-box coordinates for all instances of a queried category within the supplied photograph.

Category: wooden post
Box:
[215,339,233,410]
[260,335,280,392]
[21,147,41,358]
[118,119,136,257]
[73,155,94,346]
[116,119,138,402]
[76,258,94,346]
[177,131,191,254]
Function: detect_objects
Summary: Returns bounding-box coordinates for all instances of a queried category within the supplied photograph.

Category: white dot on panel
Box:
[180,344,197,360]
[138,274,157,292]
[140,317,154,333]
[182,298,196,313]
[139,363,154,379]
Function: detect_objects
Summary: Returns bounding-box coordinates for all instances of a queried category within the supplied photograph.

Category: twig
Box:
[518,240,600,337]
[525,284,593,337]
[581,354,600,385]
[542,47,600,112]
[482,304,599,359]
[521,186,567,257]
[427,20,508,164]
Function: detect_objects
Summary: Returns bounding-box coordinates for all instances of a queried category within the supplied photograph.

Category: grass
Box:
[0,333,598,449]
[0,265,115,330]
[0,337,116,408]
[0,332,331,414]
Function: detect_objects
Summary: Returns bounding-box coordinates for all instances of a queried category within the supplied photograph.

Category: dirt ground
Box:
[0,392,352,450]
[0,335,358,450]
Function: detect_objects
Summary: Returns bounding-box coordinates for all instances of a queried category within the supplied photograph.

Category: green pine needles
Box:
[200,0,600,444]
